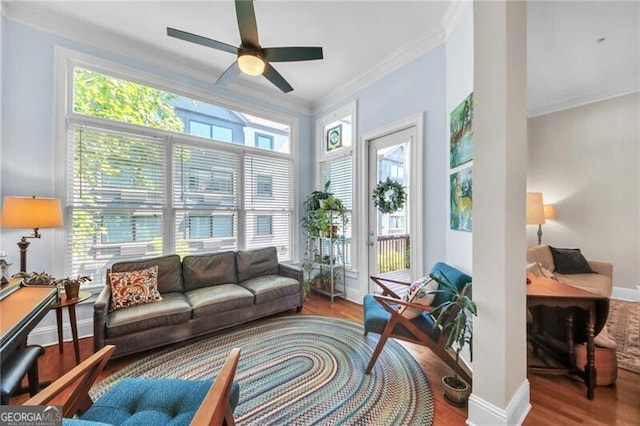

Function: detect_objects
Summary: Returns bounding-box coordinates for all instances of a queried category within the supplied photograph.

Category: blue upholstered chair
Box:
[363,262,473,384]
[24,345,241,426]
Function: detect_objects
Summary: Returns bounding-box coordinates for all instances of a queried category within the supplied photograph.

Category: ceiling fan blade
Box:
[215,61,241,87]
[235,0,259,47]
[263,47,324,62]
[167,27,238,55]
[263,63,293,93]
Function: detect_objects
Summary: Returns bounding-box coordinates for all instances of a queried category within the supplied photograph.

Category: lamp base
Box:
[17,238,30,273]
[537,224,543,245]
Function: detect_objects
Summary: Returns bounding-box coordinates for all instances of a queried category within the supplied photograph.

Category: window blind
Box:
[66,125,165,282]
[244,153,293,260]
[321,156,353,266]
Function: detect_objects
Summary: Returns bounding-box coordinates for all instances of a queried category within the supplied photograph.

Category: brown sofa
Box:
[526,244,612,297]
[94,246,303,358]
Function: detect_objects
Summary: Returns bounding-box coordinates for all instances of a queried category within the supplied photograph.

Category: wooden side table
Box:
[52,290,91,364]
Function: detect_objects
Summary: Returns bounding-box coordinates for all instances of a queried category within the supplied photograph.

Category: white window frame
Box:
[53,47,300,285]
[315,101,357,273]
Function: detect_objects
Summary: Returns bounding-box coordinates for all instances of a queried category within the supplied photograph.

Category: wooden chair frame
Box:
[24,345,241,426]
[365,275,472,384]
[23,345,116,417]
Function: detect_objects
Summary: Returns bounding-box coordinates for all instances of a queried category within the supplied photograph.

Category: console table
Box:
[526,273,608,400]
[0,285,57,362]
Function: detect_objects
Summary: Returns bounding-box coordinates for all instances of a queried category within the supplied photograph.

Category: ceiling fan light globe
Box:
[238,53,265,76]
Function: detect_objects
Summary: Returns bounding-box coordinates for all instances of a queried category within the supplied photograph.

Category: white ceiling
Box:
[3,1,639,115]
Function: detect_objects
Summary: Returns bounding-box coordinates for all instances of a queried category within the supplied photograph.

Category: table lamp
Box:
[526,192,546,245]
[0,196,64,272]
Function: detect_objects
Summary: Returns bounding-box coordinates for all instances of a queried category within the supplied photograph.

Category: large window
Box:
[65,64,295,284]
[316,104,355,268]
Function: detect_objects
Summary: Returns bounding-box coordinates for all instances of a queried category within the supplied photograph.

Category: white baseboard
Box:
[467,379,531,425]
[612,285,640,301]
[27,318,93,348]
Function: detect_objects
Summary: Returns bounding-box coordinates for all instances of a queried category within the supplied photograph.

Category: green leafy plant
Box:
[430,273,477,388]
[13,271,56,285]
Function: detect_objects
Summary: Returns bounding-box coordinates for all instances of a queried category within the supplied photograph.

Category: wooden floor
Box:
[10,293,640,425]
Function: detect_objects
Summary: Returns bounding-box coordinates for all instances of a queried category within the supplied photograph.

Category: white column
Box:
[469,1,530,424]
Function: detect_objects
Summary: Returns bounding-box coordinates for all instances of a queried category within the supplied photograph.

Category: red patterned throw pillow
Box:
[108,266,163,312]
[398,276,439,319]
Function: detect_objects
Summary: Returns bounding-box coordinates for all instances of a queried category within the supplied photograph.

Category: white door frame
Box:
[356,113,424,295]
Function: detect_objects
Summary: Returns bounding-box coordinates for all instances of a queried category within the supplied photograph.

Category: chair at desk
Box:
[1,345,44,404]
[24,345,242,425]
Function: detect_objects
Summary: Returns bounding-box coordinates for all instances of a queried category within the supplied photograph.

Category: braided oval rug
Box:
[90,315,434,425]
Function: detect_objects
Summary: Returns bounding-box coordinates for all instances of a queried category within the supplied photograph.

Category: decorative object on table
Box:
[54,275,91,300]
[0,253,10,285]
[13,271,56,286]
[372,177,406,214]
[450,167,472,232]
[431,273,477,406]
[0,196,63,272]
[326,124,342,151]
[526,192,546,245]
[450,92,473,168]
[91,316,435,425]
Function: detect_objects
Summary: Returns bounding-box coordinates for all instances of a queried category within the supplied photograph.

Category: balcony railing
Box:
[377,234,410,274]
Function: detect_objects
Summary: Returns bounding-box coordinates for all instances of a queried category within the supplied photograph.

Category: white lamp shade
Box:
[1,196,63,229]
[526,192,545,225]
[237,53,265,76]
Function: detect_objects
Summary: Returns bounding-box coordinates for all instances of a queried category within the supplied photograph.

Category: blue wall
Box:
[314,47,448,273]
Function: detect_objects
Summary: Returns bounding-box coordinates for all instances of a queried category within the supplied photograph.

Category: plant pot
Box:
[64,283,80,300]
[442,375,470,406]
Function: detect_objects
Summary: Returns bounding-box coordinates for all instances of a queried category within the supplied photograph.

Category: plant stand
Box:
[307,210,346,303]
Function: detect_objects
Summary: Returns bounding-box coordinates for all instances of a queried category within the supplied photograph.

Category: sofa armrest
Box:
[589,261,612,279]
[278,262,303,282]
[93,285,112,352]
[279,263,303,306]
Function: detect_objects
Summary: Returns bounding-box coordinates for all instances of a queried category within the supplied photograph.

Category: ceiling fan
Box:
[167,0,323,93]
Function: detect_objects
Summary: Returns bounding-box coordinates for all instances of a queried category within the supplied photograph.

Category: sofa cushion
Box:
[108,266,164,312]
[80,378,240,426]
[187,284,255,318]
[106,292,192,338]
[526,245,555,272]
[363,294,440,341]
[241,275,300,304]
[549,246,594,274]
[236,247,279,283]
[111,255,184,294]
[182,251,237,291]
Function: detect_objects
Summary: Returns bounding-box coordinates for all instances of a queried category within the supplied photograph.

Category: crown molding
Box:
[441,0,472,39]
[2,3,313,116]
[311,26,445,114]
[528,85,640,117]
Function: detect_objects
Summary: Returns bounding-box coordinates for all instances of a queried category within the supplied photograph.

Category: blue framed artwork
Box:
[450,93,473,168]
[450,167,472,232]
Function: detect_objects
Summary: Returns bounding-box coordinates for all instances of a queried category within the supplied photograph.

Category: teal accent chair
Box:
[363,262,473,384]
[24,345,242,426]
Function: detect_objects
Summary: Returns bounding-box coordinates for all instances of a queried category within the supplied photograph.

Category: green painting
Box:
[450,93,473,168]
[450,167,472,232]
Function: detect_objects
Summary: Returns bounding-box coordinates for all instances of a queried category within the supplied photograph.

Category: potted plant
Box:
[55,275,91,300]
[430,273,477,406]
